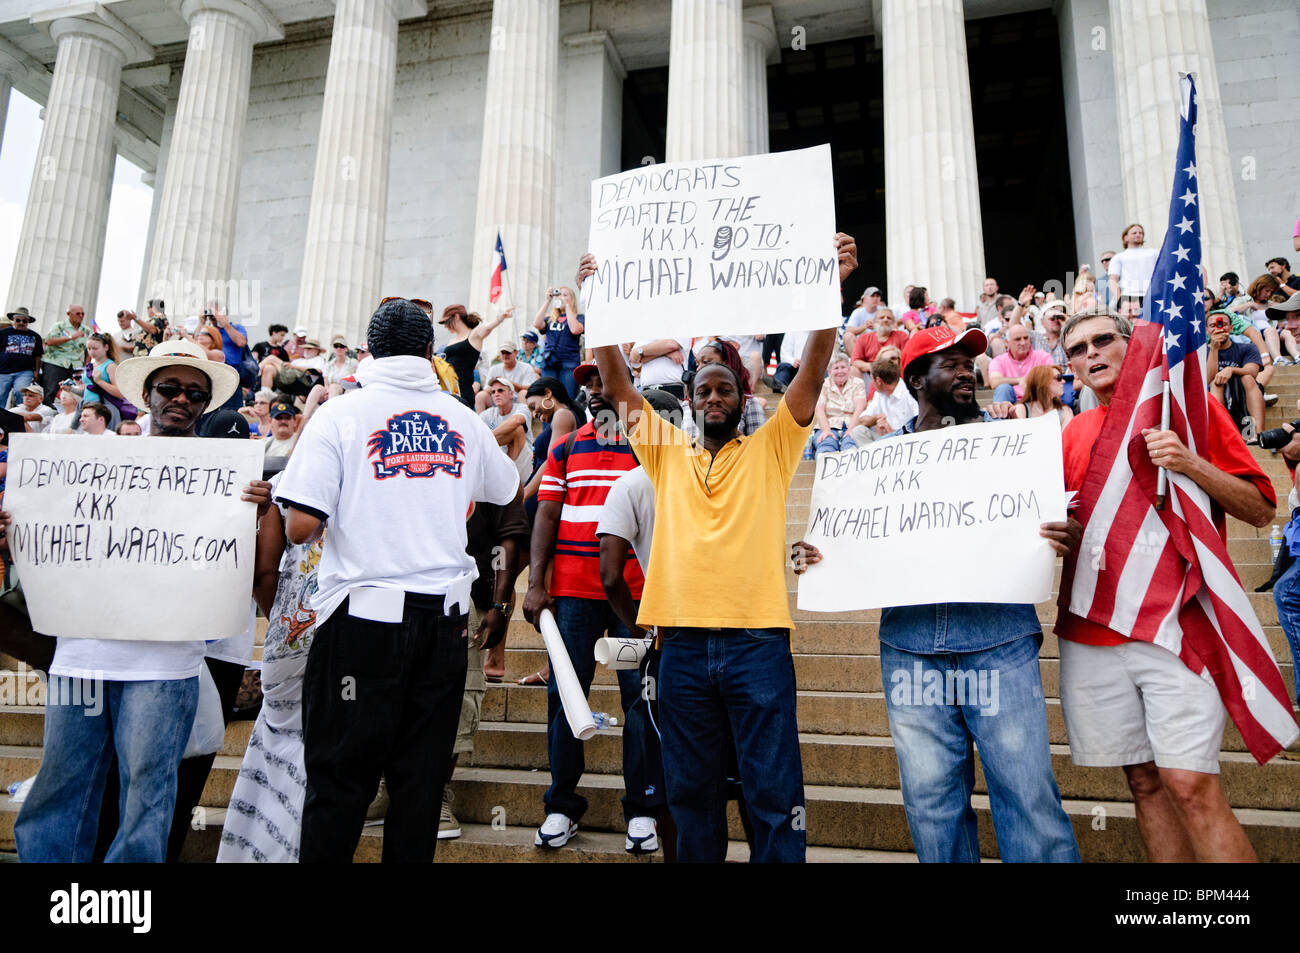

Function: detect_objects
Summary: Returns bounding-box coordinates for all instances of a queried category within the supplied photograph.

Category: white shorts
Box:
[1058,637,1226,774]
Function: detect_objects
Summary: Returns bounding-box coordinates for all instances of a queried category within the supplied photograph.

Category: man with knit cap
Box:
[276,298,519,862]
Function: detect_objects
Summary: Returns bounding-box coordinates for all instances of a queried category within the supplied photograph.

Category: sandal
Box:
[517,669,548,686]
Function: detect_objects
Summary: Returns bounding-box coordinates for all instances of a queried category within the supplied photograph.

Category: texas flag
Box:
[489,232,508,304]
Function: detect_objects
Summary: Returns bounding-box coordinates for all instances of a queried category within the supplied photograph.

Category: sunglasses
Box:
[12,318,30,324]
[1100,257,1113,265]
[151,382,212,404]
[1052,373,1064,381]
[1065,331,1126,361]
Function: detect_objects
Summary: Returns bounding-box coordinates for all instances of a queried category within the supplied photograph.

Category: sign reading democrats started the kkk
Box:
[5,434,263,641]
[582,144,840,347]
[797,415,1067,612]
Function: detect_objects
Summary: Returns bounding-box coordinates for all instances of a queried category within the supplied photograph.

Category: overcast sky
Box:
[0,88,153,329]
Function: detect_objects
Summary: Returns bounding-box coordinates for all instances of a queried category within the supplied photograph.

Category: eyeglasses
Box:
[1052,373,1064,381]
[151,382,211,404]
[1065,331,1127,361]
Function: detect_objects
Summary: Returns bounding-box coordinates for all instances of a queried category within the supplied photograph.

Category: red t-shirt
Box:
[851,329,909,365]
[537,421,645,600]
[1057,398,1275,645]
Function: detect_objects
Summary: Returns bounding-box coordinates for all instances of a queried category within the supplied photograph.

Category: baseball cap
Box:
[270,400,297,418]
[201,409,251,439]
[1266,291,1300,322]
[499,342,518,353]
[900,326,988,381]
[521,330,538,342]
[573,362,599,387]
[864,286,881,298]
[487,375,515,390]
[293,326,308,336]
[21,383,44,397]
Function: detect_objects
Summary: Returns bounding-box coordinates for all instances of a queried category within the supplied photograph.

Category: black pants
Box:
[300,594,468,863]
[40,363,77,405]
[761,334,784,372]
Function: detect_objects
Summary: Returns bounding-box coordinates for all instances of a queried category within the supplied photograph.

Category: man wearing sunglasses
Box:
[0,308,43,410]
[6,339,274,862]
[1057,305,1274,862]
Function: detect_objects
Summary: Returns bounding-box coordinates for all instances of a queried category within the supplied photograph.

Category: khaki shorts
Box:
[1058,637,1226,774]
[454,604,486,755]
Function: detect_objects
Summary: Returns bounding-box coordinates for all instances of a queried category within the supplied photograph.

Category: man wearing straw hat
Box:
[5,339,273,862]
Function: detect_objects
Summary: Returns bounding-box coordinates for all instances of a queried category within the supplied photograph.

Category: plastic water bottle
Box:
[591,712,618,729]
[1270,525,1284,562]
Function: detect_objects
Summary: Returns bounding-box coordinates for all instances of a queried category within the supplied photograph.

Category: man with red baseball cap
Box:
[874,325,1084,862]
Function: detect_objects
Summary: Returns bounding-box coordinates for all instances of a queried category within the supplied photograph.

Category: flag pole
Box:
[1156,378,1170,511]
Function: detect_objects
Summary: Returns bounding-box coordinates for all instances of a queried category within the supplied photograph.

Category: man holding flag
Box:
[1057,75,1298,863]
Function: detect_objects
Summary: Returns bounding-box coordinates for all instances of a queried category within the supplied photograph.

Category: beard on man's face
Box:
[698,401,743,441]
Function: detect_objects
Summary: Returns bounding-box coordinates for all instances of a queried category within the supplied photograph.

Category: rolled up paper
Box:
[538,608,597,740]
[594,636,652,670]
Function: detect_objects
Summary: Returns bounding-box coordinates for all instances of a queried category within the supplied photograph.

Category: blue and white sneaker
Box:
[625,816,659,853]
[535,813,578,848]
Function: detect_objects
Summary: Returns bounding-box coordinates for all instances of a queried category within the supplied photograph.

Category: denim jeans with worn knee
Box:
[881,635,1079,863]
[16,675,198,862]
[0,369,33,409]
[658,627,805,862]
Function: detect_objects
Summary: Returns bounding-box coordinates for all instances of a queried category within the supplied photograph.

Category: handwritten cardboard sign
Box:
[5,434,264,640]
[797,415,1067,611]
[581,144,841,346]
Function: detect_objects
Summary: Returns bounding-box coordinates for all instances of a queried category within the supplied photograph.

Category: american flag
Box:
[1063,75,1298,764]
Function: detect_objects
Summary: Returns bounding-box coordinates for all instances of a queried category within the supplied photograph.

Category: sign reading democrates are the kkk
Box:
[797,415,1067,612]
[5,434,264,641]
[581,144,840,347]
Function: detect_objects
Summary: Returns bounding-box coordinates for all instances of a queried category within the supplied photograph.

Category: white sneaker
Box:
[625,815,659,853]
[1266,392,1280,407]
[535,812,578,848]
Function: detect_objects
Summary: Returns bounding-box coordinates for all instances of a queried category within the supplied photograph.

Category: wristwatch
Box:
[491,601,512,618]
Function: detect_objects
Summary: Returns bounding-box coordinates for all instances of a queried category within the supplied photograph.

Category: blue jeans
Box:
[16,675,198,862]
[658,627,805,862]
[773,362,796,391]
[0,369,33,409]
[1272,556,1300,702]
[545,596,654,823]
[992,383,1017,404]
[881,635,1079,863]
[543,358,582,399]
[814,424,855,456]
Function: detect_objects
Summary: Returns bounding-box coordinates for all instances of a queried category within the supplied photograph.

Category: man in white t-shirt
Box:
[16,384,55,432]
[632,337,692,399]
[479,376,533,484]
[275,298,518,863]
[486,343,537,394]
[262,400,300,459]
[6,339,273,862]
[1108,224,1160,300]
[79,403,116,436]
[852,357,920,445]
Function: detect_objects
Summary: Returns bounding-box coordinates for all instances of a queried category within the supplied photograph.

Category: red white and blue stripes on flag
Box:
[489,232,508,304]
[1065,75,1298,764]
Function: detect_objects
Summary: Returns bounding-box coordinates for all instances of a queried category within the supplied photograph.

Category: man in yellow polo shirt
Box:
[581,232,857,862]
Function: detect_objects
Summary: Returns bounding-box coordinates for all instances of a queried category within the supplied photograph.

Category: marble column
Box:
[665,0,745,162]
[881,0,986,311]
[0,73,10,158]
[1109,0,1245,278]
[467,0,559,352]
[295,0,404,345]
[144,0,281,318]
[741,5,778,156]
[7,12,150,331]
